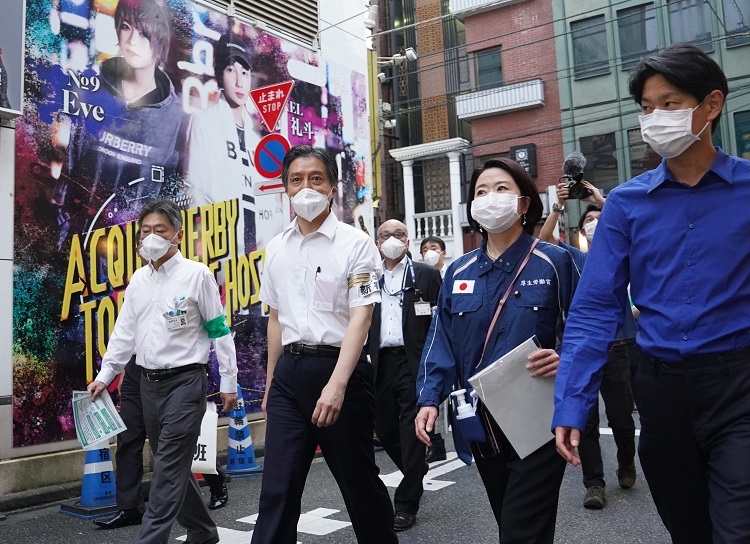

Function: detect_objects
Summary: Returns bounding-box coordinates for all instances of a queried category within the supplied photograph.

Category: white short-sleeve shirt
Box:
[260,211,382,347]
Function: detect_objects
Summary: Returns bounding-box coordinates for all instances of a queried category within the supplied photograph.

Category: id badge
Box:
[414,301,432,316]
[164,310,188,331]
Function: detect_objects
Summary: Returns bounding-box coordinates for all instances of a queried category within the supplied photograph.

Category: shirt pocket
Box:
[450,294,483,316]
[312,273,341,312]
[510,286,557,343]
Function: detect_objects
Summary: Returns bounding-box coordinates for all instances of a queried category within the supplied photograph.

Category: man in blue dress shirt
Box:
[553,43,750,543]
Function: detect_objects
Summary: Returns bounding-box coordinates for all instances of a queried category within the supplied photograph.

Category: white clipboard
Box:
[467,336,556,459]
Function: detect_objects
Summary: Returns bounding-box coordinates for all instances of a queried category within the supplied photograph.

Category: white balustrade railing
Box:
[413,210,454,241]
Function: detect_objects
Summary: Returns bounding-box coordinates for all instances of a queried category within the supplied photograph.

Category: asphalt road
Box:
[0,411,670,543]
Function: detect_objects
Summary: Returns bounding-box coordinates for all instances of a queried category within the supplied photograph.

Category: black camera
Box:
[564,173,592,200]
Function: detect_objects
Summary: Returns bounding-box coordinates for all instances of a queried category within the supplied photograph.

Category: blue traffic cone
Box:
[224,384,262,477]
[59,441,118,519]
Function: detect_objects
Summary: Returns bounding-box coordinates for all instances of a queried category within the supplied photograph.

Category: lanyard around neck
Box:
[380,257,415,300]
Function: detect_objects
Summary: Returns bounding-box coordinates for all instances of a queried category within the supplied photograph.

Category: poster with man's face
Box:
[0,0,25,117]
[12,0,373,447]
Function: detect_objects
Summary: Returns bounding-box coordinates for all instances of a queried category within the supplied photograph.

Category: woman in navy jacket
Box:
[415,158,578,543]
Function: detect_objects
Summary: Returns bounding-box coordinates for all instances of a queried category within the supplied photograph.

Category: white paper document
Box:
[72,389,127,450]
[468,336,556,459]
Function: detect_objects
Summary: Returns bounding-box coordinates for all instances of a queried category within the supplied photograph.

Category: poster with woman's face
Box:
[0,0,25,117]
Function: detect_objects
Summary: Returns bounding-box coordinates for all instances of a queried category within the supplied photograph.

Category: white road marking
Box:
[176,526,263,544]
[239,508,350,536]
[380,452,466,491]
[599,428,641,436]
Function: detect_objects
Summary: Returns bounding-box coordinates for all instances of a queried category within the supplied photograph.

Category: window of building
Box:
[723,0,750,47]
[475,47,503,90]
[571,16,610,78]
[667,0,713,52]
[627,128,662,177]
[617,3,659,69]
[579,133,619,193]
[735,111,750,160]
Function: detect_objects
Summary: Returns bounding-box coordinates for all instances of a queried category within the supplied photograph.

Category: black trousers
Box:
[635,348,750,544]
[116,358,147,510]
[116,360,226,511]
[138,369,217,544]
[471,418,566,544]
[579,342,637,488]
[251,353,398,544]
[374,348,425,514]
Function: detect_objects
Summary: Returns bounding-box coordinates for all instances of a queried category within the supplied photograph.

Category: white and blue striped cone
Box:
[59,440,118,518]
[224,384,262,476]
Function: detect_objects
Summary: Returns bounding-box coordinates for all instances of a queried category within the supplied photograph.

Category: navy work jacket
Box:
[416,232,579,415]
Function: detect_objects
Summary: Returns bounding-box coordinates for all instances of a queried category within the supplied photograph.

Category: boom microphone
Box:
[562,152,587,181]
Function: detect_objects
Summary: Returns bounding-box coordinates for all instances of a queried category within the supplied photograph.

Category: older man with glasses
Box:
[367,220,442,531]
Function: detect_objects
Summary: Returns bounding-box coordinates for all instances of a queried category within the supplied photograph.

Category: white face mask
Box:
[638,104,710,159]
[584,218,598,243]
[291,187,333,222]
[380,236,407,260]
[423,249,441,267]
[471,192,520,233]
[139,232,177,263]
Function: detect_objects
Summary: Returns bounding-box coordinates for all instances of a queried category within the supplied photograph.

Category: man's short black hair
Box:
[578,204,602,232]
[466,158,543,238]
[138,198,182,231]
[115,0,171,64]
[628,43,728,133]
[420,236,446,253]
[281,145,338,188]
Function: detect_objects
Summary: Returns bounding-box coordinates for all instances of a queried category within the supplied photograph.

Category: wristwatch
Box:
[552,203,564,213]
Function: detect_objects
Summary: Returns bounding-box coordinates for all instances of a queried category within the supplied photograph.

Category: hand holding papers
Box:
[468,336,555,459]
[72,389,127,450]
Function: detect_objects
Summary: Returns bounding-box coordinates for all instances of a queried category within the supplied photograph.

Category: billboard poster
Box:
[0,0,26,117]
[13,0,373,447]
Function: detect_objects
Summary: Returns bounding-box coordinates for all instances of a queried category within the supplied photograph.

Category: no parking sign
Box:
[254,133,290,180]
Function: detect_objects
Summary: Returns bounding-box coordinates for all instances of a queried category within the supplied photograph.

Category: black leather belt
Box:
[611,338,635,347]
[639,346,750,373]
[284,343,341,358]
[380,346,406,355]
[142,363,206,382]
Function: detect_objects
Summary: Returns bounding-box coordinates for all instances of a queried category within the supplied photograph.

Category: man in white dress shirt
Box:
[88,198,237,544]
[251,146,398,544]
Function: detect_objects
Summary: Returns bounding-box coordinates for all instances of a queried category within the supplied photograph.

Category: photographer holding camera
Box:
[540,180,638,510]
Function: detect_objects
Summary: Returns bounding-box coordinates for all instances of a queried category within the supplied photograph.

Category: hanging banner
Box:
[13,0,374,447]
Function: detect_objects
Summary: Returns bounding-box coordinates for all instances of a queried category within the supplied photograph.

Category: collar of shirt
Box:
[477,233,534,276]
[647,148,734,193]
[382,257,408,297]
[283,210,337,241]
[147,250,183,276]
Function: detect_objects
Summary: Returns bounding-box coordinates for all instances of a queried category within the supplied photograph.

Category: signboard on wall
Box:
[0,0,25,119]
[510,143,537,177]
[13,0,373,448]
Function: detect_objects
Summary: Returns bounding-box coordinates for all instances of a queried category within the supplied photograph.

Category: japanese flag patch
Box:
[452,280,475,294]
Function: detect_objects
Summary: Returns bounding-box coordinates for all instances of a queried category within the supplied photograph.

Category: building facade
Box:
[553,0,750,240]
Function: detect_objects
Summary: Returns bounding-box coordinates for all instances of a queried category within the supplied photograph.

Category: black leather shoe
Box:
[393,511,416,531]
[184,536,220,544]
[207,483,228,510]
[94,508,144,529]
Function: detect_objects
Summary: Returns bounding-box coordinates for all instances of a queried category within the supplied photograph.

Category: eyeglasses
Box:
[378,231,408,241]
